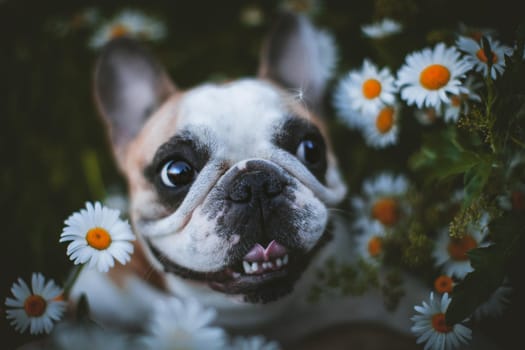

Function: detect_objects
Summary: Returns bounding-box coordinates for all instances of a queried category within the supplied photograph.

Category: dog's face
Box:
[95,13,346,303]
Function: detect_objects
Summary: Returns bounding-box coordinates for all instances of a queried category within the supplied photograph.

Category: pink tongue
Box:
[243,240,287,262]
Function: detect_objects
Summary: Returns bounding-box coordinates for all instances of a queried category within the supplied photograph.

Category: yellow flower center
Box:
[447,234,477,261]
[371,198,399,226]
[434,275,454,294]
[362,79,382,99]
[432,313,453,333]
[24,295,47,317]
[375,107,395,134]
[476,48,497,63]
[367,236,383,257]
[86,227,112,250]
[419,64,451,90]
[110,24,129,39]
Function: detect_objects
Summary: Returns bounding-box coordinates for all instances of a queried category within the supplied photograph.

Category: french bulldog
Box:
[70,12,435,349]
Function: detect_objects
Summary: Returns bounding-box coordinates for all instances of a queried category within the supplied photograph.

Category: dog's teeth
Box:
[251,262,259,272]
[243,261,251,273]
[232,272,241,278]
[267,261,274,269]
[262,262,268,269]
[276,258,283,267]
[283,255,289,265]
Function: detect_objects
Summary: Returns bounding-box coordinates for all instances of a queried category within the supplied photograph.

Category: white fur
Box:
[137,79,345,273]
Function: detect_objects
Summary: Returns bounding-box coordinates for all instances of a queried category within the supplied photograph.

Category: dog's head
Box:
[94,13,347,303]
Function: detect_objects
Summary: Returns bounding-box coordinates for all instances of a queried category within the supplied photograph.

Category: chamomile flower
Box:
[457,22,497,42]
[356,229,387,264]
[146,297,227,350]
[5,273,66,335]
[351,173,410,234]
[60,201,135,273]
[230,335,281,350]
[361,18,402,39]
[411,292,472,350]
[414,107,439,125]
[334,59,396,128]
[433,214,490,279]
[396,43,472,109]
[89,9,166,49]
[456,35,512,79]
[442,75,482,123]
[361,104,400,148]
[434,275,455,294]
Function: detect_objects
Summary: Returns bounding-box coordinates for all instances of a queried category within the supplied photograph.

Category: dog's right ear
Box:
[94,38,176,167]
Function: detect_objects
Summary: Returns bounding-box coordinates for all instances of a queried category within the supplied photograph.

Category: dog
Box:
[70,12,437,349]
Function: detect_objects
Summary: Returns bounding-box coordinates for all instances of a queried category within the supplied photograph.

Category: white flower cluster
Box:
[334,20,514,149]
[4,202,280,350]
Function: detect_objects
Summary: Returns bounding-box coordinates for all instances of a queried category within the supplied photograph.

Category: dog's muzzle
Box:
[147,159,332,303]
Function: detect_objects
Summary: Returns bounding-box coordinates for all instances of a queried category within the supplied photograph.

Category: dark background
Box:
[1,0,523,349]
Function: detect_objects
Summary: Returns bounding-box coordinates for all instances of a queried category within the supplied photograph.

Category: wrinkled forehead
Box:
[131,79,315,166]
[177,79,290,158]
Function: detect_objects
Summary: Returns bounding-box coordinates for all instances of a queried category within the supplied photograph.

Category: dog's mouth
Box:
[147,229,332,303]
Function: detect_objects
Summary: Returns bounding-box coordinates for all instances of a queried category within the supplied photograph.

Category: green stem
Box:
[484,74,497,154]
[63,264,85,299]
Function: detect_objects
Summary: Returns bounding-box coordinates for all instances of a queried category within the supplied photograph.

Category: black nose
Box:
[228,170,284,203]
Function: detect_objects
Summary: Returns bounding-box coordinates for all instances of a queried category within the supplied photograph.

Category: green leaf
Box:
[462,161,491,208]
[410,128,488,185]
[446,246,505,325]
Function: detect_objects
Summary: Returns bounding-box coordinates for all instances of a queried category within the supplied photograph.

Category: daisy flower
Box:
[146,297,227,350]
[361,18,402,39]
[411,292,472,350]
[434,275,455,294]
[5,273,66,335]
[356,229,387,264]
[230,335,282,350]
[442,75,482,123]
[89,9,166,49]
[414,107,439,125]
[334,59,396,128]
[60,201,135,273]
[457,22,497,42]
[456,35,512,80]
[351,173,410,234]
[433,214,490,279]
[361,104,400,148]
[396,43,472,109]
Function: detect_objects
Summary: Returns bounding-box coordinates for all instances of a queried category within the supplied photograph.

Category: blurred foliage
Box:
[1,0,525,349]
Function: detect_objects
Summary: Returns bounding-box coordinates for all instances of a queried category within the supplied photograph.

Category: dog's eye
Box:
[160,160,195,188]
[296,138,323,165]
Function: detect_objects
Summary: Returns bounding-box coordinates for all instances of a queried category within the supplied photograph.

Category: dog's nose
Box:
[228,170,284,203]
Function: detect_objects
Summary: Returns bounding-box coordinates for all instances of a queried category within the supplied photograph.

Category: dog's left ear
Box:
[94,38,176,167]
[258,12,336,113]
